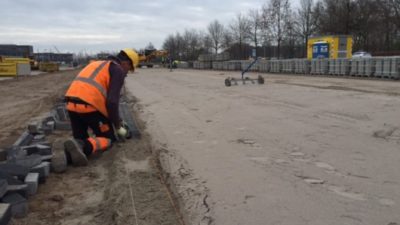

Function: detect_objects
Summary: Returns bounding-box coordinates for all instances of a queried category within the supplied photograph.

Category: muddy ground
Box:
[0,71,182,225]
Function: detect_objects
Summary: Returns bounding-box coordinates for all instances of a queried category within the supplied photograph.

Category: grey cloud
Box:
[1,0,285,53]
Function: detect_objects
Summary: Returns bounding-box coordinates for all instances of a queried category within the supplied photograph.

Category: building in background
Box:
[307,35,353,59]
[34,53,74,64]
[0,44,34,58]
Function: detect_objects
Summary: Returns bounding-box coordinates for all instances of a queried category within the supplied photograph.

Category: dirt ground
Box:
[2,68,400,225]
[0,71,182,225]
[125,68,400,225]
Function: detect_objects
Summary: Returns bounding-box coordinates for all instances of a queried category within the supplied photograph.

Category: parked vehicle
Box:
[352,51,372,58]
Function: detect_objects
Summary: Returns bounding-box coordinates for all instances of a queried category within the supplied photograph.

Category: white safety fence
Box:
[181,57,400,80]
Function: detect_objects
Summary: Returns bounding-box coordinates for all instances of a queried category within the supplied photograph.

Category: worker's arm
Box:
[106,63,126,129]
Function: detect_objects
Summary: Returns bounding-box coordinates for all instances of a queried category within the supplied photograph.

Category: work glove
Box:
[117,126,128,139]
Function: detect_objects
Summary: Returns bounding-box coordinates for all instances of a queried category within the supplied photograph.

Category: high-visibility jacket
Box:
[65,61,112,117]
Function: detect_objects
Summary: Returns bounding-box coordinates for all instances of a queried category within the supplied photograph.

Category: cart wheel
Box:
[257,75,264,84]
[225,78,231,87]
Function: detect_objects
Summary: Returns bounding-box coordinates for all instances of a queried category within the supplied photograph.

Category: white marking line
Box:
[122,148,140,225]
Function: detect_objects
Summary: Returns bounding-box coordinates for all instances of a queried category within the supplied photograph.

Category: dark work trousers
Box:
[67,110,116,156]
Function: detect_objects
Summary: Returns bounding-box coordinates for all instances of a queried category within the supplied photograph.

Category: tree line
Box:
[162,0,400,61]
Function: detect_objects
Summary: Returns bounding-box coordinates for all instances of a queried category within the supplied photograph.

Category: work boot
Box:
[51,138,68,173]
[64,138,88,166]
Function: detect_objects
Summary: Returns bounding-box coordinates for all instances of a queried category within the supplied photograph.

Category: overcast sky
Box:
[0,0,299,54]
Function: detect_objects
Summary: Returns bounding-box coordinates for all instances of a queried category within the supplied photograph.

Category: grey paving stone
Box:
[33,134,45,142]
[0,172,23,186]
[42,114,56,124]
[1,193,28,218]
[13,131,33,147]
[35,141,51,147]
[56,107,68,121]
[41,155,53,162]
[119,102,141,139]
[54,121,71,130]
[0,163,30,178]
[6,184,28,199]
[22,144,52,156]
[30,162,50,183]
[45,121,55,130]
[15,154,42,168]
[27,122,41,135]
[24,173,38,196]
[40,127,52,135]
[0,180,7,199]
[36,144,52,155]
[21,145,38,155]
[0,150,7,162]
[6,146,24,162]
[0,203,11,225]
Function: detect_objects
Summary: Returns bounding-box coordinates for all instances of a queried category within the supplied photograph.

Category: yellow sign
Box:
[0,63,17,76]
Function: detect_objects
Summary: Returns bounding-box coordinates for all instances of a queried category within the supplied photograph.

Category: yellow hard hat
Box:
[122,48,139,68]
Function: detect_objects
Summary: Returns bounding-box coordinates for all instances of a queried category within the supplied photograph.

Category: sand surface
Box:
[0,70,181,225]
[126,68,400,225]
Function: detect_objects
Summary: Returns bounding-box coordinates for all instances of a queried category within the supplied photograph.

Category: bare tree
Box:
[283,12,298,58]
[162,32,185,60]
[247,8,262,54]
[221,30,234,50]
[316,0,357,35]
[295,0,317,57]
[201,32,213,54]
[259,4,273,57]
[376,0,398,51]
[183,29,195,60]
[229,13,251,58]
[185,29,203,60]
[207,20,225,54]
[262,0,292,58]
[351,0,381,51]
[162,34,176,58]
[390,0,400,29]
[162,0,400,59]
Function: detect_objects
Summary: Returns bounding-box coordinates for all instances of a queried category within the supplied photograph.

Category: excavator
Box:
[138,48,168,68]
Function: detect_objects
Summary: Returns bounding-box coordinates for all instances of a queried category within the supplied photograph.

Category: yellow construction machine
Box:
[138,49,168,68]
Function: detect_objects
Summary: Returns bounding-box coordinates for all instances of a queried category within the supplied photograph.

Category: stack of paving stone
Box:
[188,55,400,81]
[294,59,310,74]
[177,61,189,69]
[241,60,259,72]
[193,61,212,69]
[215,52,230,61]
[212,61,224,70]
[270,60,282,73]
[258,59,271,73]
[0,103,70,223]
[226,61,242,71]
[0,99,141,223]
[281,59,295,74]
[194,54,216,70]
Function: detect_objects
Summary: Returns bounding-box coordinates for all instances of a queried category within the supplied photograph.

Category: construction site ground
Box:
[1,68,400,225]
[0,71,181,225]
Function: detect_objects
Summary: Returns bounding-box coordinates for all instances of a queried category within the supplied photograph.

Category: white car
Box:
[352,51,372,58]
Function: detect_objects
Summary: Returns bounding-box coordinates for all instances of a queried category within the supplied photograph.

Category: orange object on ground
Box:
[87,137,111,153]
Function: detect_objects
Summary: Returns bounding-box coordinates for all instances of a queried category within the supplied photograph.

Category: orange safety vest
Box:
[65,61,112,117]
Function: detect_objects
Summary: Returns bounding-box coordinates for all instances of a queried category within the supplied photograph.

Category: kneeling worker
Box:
[64,48,139,166]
